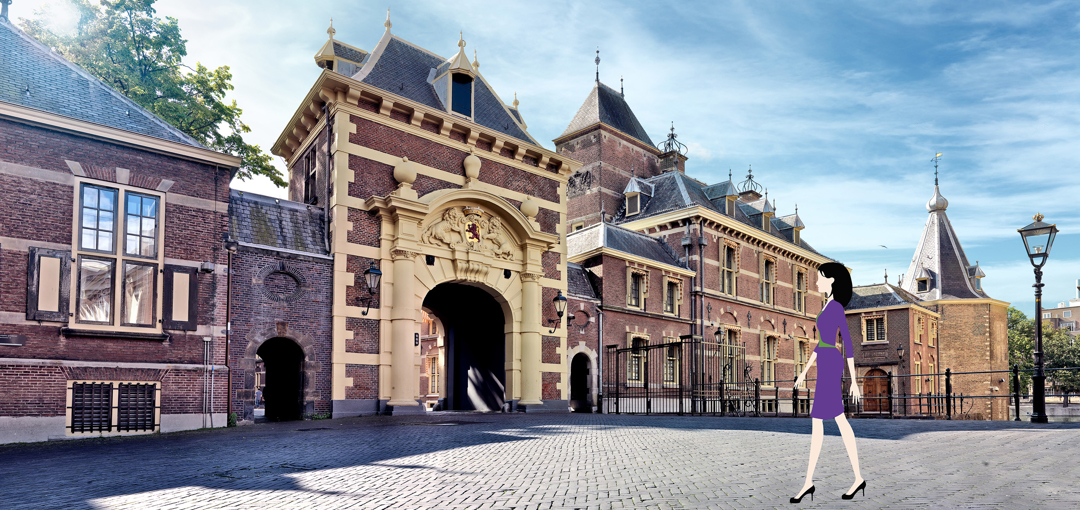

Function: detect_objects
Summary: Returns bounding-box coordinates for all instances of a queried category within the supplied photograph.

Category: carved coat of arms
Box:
[420,206,514,260]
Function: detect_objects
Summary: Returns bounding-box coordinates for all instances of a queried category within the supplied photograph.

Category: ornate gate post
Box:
[389,248,421,408]
[519,272,544,406]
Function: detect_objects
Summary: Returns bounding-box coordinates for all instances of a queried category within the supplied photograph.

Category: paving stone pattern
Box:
[1,414,1078,509]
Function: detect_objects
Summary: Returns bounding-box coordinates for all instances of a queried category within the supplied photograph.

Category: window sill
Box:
[60,328,169,341]
[861,340,889,346]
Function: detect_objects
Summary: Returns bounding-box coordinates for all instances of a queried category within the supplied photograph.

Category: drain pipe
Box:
[224,241,237,421]
[595,302,604,413]
[210,365,215,428]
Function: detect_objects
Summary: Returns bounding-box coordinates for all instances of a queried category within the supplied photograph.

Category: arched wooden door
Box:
[862,368,889,413]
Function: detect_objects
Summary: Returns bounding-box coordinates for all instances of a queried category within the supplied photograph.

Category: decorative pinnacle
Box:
[932,152,942,186]
[1034,212,1044,222]
[458,31,466,48]
[513,92,519,108]
[384,9,392,30]
[595,47,600,82]
[621,76,624,97]
[472,49,479,71]
[328,18,336,39]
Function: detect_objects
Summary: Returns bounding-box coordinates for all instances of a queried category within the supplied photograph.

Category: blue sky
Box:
[16,0,1080,318]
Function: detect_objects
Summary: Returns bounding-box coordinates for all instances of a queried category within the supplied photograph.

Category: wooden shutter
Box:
[162,265,198,330]
[27,247,71,322]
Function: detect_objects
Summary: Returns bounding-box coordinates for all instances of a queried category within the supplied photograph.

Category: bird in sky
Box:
[880,245,888,249]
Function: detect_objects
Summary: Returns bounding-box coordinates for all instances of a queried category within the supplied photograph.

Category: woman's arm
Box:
[847,357,862,403]
[795,351,817,388]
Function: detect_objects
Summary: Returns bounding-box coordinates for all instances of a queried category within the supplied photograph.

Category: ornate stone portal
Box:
[420,206,516,261]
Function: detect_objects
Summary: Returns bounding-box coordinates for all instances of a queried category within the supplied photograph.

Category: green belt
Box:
[817,334,836,349]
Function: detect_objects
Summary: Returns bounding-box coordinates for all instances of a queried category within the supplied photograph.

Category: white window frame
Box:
[863,315,887,343]
[71,179,166,333]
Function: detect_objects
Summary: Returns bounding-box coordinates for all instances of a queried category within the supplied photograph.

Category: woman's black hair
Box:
[818,262,853,308]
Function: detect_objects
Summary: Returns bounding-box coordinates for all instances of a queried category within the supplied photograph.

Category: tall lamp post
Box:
[897,344,906,415]
[1018,213,1058,424]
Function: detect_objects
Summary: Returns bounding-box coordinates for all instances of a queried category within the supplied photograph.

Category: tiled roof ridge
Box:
[1,17,203,148]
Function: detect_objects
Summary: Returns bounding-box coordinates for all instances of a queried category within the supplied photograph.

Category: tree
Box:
[1007,306,1034,394]
[20,0,283,186]
[1043,325,1080,406]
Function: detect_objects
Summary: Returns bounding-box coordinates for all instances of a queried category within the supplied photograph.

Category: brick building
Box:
[265,19,579,416]
[0,17,240,442]
[561,78,835,414]
[845,281,942,414]
[896,180,1010,420]
[1044,282,1080,336]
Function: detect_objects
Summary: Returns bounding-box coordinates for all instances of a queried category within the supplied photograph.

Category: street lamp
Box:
[1018,213,1058,424]
[356,262,382,316]
[548,290,567,333]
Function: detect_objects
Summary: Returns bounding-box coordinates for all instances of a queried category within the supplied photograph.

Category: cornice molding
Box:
[0,101,241,168]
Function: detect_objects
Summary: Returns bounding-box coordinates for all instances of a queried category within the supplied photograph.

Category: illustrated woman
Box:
[790,262,865,503]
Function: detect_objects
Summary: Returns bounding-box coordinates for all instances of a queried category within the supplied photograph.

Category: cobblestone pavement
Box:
[2,413,1078,509]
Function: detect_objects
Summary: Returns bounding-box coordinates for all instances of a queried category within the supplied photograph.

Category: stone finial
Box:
[393,156,416,185]
[384,8,392,30]
[926,185,948,212]
[520,196,539,219]
[463,149,481,180]
[458,31,466,48]
[512,92,519,108]
[327,18,336,39]
[472,50,479,73]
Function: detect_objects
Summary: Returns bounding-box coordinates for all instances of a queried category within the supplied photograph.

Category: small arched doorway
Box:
[423,282,505,411]
[257,337,305,421]
[862,368,889,414]
[569,353,591,412]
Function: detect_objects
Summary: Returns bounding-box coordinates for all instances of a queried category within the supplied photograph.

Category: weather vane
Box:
[931,152,942,185]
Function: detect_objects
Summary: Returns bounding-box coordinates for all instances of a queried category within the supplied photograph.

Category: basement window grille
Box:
[68,381,159,434]
[70,382,112,433]
[118,383,157,432]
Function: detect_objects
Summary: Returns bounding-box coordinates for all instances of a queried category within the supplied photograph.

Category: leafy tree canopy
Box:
[1007,306,1080,395]
[20,0,283,186]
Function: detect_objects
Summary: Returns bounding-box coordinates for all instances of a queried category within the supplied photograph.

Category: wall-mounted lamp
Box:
[356,261,382,316]
[548,290,567,334]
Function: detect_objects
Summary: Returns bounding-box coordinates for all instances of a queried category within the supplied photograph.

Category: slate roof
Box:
[567,262,599,300]
[899,185,988,301]
[229,190,328,256]
[567,221,686,269]
[0,18,202,147]
[848,283,930,311]
[333,41,368,64]
[559,81,654,146]
[611,170,827,258]
[352,34,535,145]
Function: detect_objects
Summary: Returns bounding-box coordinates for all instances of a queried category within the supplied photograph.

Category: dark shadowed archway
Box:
[423,283,505,411]
[570,353,591,412]
[257,337,305,421]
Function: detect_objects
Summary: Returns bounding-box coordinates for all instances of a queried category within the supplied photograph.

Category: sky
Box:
[13,0,1080,319]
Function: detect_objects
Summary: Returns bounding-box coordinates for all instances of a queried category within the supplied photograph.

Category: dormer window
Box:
[451,73,473,117]
[917,278,929,293]
[975,278,982,291]
[626,193,640,216]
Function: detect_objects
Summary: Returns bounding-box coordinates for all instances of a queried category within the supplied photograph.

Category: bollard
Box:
[945,368,953,420]
[1013,364,1021,421]
[793,377,799,417]
[754,378,760,416]
[775,384,780,416]
[887,371,893,417]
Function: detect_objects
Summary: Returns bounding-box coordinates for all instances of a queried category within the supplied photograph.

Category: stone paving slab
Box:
[1,413,1078,509]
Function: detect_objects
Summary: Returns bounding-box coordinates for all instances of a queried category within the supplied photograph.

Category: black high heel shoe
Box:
[789,485,815,503]
[841,480,866,500]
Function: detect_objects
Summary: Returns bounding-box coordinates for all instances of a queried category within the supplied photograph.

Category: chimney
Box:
[1,0,11,21]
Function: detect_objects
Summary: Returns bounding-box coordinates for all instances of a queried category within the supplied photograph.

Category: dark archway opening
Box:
[570,353,591,412]
[257,337,305,421]
[423,283,505,411]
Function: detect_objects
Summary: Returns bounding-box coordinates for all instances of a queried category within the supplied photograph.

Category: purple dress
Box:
[811,299,854,419]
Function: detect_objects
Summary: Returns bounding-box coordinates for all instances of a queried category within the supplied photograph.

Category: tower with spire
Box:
[897,157,1010,420]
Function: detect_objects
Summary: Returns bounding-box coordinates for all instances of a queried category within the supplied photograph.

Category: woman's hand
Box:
[849,381,862,404]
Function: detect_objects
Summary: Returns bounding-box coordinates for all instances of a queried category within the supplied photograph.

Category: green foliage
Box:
[20,0,283,187]
[227,412,237,427]
[1007,307,1034,392]
[1044,325,1080,396]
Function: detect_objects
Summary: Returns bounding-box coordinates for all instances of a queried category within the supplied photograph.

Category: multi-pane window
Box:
[916,317,924,344]
[721,329,739,384]
[795,270,806,312]
[795,341,809,388]
[664,280,677,314]
[68,381,159,435]
[303,151,318,205]
[865,317,886,342]
[629,272,643,308]
[663,344,678,383]
[762,336,777,386]
[721,244,736,296]
[914,362,922,394]
[76,183,162,329]
[429,358,439,394]
[929,322,936,347]
[928,362,936,394]
[628,338,647,382]
[626,193,640,216]
[760,258,774,304]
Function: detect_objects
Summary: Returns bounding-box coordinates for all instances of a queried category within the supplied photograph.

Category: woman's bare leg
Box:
[796,418,824,497]
[835,414,864,493]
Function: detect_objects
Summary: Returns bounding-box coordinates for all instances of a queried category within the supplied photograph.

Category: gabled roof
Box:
[900,185,989,300]
[567,221,685,270]
[567,262,599,300]
[559,81,654,146]
[848,283,933,312]
[703,180,739,199]
[352,32,535,145]
[0,18,201,147]
[229,190,328,256]
[611,170,827,257]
